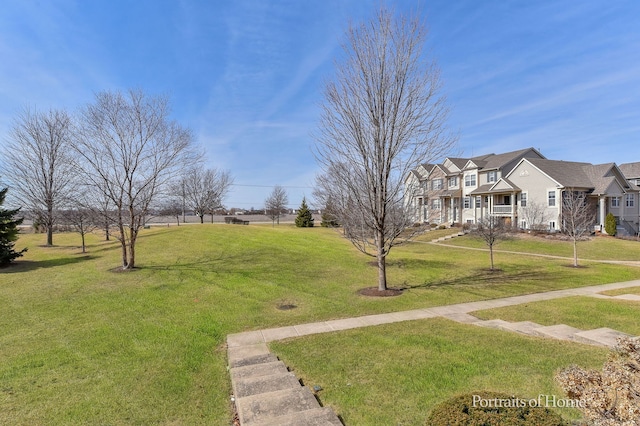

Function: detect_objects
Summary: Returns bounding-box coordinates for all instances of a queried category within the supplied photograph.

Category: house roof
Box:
[472,147,543,170]
[525,158,594,188]
[470,178,521,195]
[620,162,640,179]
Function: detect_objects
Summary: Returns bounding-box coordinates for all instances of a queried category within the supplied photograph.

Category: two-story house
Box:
[407,147,545,225]
[406,149,640,236]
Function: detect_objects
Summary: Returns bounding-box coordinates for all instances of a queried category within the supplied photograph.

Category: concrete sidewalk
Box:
[228,279,640,348]
[227,279,640,425]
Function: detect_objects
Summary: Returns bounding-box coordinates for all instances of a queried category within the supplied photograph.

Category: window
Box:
[611,197,620,208]
[626,194,635,207]
[549,221,556,231]
[465,174,476,187]
[448,177,457,187]
[487,171,497,183]
[431,199,441,209]
[520,192,527,207]
[548,191,556,207]
[521,220,527,229]
[432,179,443,190]
[636,179,640,186]
[463,197,471,209]
[475,196,481,208]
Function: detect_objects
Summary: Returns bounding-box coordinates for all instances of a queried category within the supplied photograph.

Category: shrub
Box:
[556,337,640,425]
[426,391,568,425]
[604,213,617,236]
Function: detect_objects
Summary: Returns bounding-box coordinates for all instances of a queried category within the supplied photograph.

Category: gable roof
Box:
[520,158,593,188]
[620,162,640,179]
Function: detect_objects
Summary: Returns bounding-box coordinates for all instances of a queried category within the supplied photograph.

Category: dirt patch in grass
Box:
[358,287,403,297]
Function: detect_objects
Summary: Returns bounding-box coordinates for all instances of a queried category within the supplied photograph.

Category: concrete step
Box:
[254,407,342,426]
[574,328,632,348]
[533,324,583,341]
[230,352,279,369]
[442,312,481,324]
[236,386,322,425]
[500,321,544,336]
[228,343,273,368]
[233,371,301,398]
[474,319,512,331]
[613,294,640,302]
[230,360,289,382]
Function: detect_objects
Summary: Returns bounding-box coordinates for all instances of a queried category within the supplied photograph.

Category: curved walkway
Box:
[227,279,640,425]
[419,236,640,268]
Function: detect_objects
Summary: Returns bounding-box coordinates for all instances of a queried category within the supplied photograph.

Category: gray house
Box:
[406,149,640,236]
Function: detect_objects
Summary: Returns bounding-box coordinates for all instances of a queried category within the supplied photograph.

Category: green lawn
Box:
[472,296,640,335]
[432,232,640,261]
[1,225,639,424]
[270,318,608,424]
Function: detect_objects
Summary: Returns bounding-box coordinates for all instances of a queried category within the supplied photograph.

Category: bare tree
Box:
[473,215,509,271]
[74,89,197,270]
[5,107,75,246]
[157,198,183,226]
[562,189,596,267]
[520,200,549,232]
[61,207,98,253]
[265,185,288,226]
[182,165,233,223]
[314,7,456,291]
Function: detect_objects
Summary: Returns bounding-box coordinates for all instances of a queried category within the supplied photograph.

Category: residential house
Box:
[406,147,545,225]
[406,149,640,236]
[504,158,639,235]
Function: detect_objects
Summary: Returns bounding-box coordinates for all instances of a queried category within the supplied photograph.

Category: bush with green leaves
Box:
[426,391,568,425]
[604,213,617,236]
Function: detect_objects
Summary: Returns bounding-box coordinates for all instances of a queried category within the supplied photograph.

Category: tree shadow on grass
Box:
[0,255,96,273]
[402,269,557,290]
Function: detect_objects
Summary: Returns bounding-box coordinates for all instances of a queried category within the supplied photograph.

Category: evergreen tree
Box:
[320,198,340,227]
[0,187,27,266]
[605,212,617,236]
[295,197,314,227]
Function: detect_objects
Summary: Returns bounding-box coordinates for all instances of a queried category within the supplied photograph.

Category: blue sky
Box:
[1,1,639,209]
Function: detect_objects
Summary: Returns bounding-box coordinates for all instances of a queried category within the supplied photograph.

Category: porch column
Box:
[598,196,606,232]
[450,197,454,223]
[511,191,516,225]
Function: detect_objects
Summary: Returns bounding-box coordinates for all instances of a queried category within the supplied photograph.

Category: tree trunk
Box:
[489,244,495,271]
[126,226,137,269]
[199,214,204,224]
[47,207,54,246]
[81,232,86,253]
[573,239,578,267]
[376,230,387,291]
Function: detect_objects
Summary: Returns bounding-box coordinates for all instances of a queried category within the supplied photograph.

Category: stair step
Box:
[236,386,321,425]
[230,361,289,381]
[230,353,279,369]
[441,312,481,324]
[574,328,632,348]
[233,372,301,398]
[254,407,342,426]
[474,319,512,330]
[501,321,544,336]
[613,294,640,302]
[534,324,583,341]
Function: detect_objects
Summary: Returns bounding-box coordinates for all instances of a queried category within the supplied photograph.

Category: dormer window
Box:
[487,171,497,183]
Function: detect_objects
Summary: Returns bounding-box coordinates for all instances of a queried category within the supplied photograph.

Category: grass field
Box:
[271,319,608,424]
[433,231,640,261]
[1,226,639,424]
